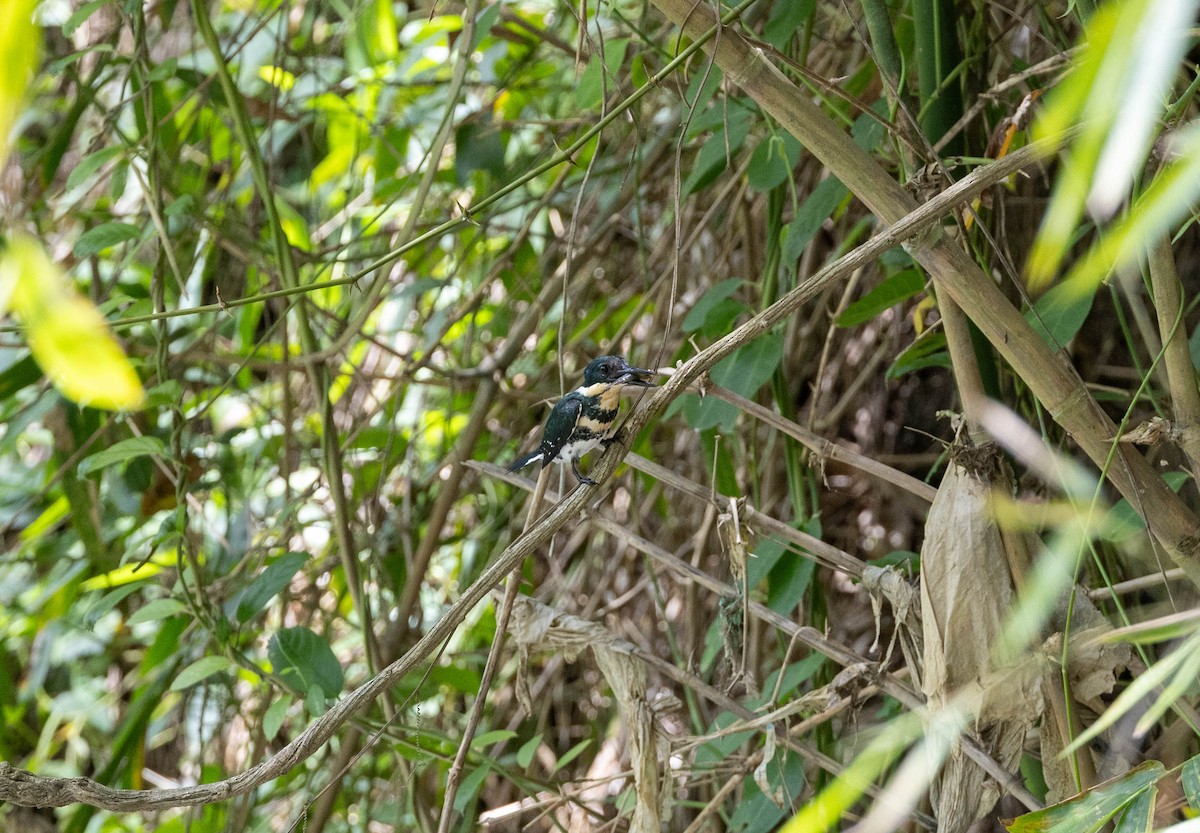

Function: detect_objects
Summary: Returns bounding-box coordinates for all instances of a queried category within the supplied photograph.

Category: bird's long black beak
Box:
[615,361,656,387]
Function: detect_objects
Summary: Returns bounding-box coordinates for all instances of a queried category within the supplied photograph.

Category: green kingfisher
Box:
[509,355,655,485]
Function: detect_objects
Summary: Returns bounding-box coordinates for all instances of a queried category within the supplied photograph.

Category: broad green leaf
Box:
[782,176,848,267]
[516,733,542,768]
[887,331,949,379]
[471,729,517,748]
[171,655,235,691]
[0,353,41,399]
[229,552,309,623]
[1113,783,1154,833]
[274,200,311,252]
[78,436,164,477]
[74,222,142,258]
[1182,752,1200,811]
[453,763,491,812]
[679,332,784,432]
[1025,279,1096,349]
[364,0,399,61]
[1105,472,1188,541]
[837,269,926,327]
[269,627,345,699]
[455,121,507,184]
[710,332,784,400]
[470,3,501,51]
[18,495,69,543]
[730,754,807,833]
[675,392,738,432]
[127,598,186,626]
[0,235,146,410]
[747,133,802,192]
[80,552,174,591]
[84,582,152,626]
[683,111,752,196]
[1005,761,1165,833]
[574,38,629,109]
[763,0,815,49]
[63,0,114,37]
[263,696,292,741]
[65,145,126,191]
[552,738,592,774]
[683,278,743,333]
[0,0,39,167]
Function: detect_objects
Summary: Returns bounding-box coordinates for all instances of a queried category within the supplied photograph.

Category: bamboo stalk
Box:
[1148,238,1200,485]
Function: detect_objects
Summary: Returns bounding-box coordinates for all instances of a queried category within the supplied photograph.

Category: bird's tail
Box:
[508,450,544,472]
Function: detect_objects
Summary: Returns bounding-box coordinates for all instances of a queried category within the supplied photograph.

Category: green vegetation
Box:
[2,0,1200,831]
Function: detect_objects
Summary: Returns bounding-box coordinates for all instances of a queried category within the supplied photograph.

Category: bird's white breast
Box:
[553,437,603,463]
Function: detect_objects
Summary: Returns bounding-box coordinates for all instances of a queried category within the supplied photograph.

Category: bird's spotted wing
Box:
[538,394,584,465]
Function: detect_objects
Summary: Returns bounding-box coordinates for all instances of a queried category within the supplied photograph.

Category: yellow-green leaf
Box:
[0,0,39,167]
[0,235,146,410]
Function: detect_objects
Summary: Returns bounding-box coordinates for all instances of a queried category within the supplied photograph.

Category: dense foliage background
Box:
[3,0,1200,831]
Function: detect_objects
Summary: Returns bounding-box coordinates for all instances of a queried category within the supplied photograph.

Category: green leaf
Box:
[1005,761,1164,833]
[0,0,39,168]
[682,332,784,432]
[516,733,542,768]
[782,176,848,267]
[574,38,629,109]
[62,0,114,37]
[763,0,815,49]
[683,278,743,333]
[230,552,309,624]
[1182,752,1200,811]
[0,353,42,400]
[127,598,186,626]
[455,121,507,184]
[675,393,739,432]
[837,269,926,327]
[683,111,752,196]
[263,697,291,741]
[78,436,164,476]
[85,582,152,626]
[747,133,802,192]
[73,222,142,258]
[887,331,948,379]
[1113,782,1154,833]
[171,655,235,691]
[471,729,517,748]
[65,146,126,192]
[711,332,784,400]
[453,763,491,812]
[269,627,344,699]
[470,3,501,51]
[552,738,592,774]
[1026,279,1096,349]
[0,235,146,410]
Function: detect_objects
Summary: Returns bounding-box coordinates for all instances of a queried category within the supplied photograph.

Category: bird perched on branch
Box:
[509,355,655,485]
